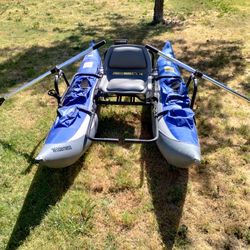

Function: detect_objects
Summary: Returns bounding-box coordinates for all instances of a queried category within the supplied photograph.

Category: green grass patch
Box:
[0,0,249,249]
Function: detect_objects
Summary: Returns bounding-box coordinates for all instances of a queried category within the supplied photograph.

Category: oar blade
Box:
[3,70,51,101]
[202,74,250,103]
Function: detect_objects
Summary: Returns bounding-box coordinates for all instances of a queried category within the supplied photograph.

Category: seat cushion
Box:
[106,78,146,92]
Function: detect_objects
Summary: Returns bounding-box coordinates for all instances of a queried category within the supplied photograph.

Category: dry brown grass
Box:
[0,0,249,249]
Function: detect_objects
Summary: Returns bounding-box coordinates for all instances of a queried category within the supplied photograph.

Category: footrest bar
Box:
[124,126,159,143]
[124,137,158,143]
[96,100,151,106]
[87,136,119,142]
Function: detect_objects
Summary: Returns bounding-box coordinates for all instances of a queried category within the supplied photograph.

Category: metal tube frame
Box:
[87,95,159,143]
[47,69,70,105]
[186,73,198,109]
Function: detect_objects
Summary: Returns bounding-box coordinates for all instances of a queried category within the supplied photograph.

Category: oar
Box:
[0,40,106,106]
[145,44,250,103]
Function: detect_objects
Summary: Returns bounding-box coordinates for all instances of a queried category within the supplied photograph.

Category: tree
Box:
[153,0,164,24]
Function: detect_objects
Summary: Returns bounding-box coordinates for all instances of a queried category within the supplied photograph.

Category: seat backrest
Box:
[104,45,152,81]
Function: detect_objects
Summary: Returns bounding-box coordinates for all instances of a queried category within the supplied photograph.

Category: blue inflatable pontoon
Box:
[156,41,200,168]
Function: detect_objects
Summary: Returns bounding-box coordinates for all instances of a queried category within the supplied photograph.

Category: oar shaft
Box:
[0,40,106,105]
[57,40,105,69]
[5,70,51,98]
[158,50,196,74]
[5,47,93,100]
[146,44,250,103]
[201,74,249,102]
[57,47,93,69]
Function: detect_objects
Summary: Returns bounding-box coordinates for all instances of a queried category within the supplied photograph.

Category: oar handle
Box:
[0,97,5,106]
[93,40,106,50]
[145,44,158,53]
[57,40,106,70]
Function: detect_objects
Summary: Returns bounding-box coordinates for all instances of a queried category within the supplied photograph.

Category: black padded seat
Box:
[108,47,147,69]
[99,44,152,94]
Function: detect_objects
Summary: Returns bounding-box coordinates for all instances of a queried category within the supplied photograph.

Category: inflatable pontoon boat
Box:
[1,39,249,168]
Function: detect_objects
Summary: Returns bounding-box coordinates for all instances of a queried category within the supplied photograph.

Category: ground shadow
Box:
[0,15,172,95]
[6,156,85,250]
[2,133,85,250]
[140,38,247,248]
[96,110,135,141]
[0,138,44,174]
[143,148,188,248]
[140,104,188,249]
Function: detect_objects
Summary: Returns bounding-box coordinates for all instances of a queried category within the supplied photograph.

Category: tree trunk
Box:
[153,0,164,24]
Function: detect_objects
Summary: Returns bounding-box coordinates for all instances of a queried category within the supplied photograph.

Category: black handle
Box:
[93,40,106,50]
[145,44,159,54]
[155,75,181,81]
[76,73,101,78]
[0,97,5,106]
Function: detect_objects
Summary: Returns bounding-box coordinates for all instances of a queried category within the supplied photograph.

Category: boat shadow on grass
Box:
[95,106,135,148]
[140,39,248,249]
[0,138,44,175]
[5,156,86,250]
[140,106,188,249]
[143,147,188,249]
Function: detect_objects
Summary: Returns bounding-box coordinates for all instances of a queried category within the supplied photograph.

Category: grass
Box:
[0,0,250,249]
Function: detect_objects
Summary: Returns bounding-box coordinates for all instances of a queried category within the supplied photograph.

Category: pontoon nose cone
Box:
[34,156,44,164]
[171,149,201,168]
[184,152,201,168]
[35,136,92,168]
[35,152,47,165]
[194,159,201,166]
[157,133,201,168]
